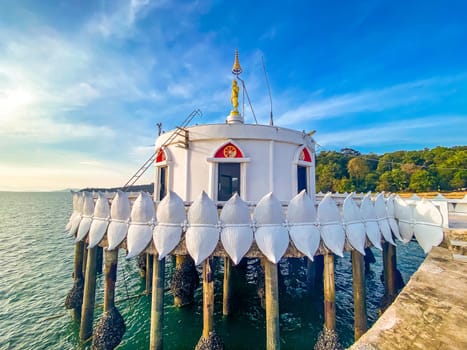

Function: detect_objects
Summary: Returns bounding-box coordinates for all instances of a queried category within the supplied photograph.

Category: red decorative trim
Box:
[155,148,166,163]
[299,148,312,162]
[214,143,243,158]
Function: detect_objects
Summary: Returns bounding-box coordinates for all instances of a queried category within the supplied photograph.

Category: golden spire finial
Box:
[231,49,242,76]
[226,49,244,124]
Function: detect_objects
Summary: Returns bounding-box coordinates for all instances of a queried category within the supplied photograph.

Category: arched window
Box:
[155,148,166,163]
[295,146,313,194]
[214,142,244,158]
[208,141,249,201]
[299,147,312,162]
[155,148,169,200]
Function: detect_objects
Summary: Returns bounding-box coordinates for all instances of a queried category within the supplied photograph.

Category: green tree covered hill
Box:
[315,146,467,193]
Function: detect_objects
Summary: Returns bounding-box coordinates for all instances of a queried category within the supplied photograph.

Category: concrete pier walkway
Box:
[350,244,467,350]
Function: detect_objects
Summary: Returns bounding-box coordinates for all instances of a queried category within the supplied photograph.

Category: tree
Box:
[365,173,379,191]
[348,158,370,178]
[340,148,361,156]
[366,153,380,172]
[391,169,410,191]
[376,151,405,173]
[400,163,418,175]
[316,163,339,192]
[316,151,348,178]
[377,171,397,192]
[347,157,370,191]
[403,151,425,166]
[333,177,355,193]
[450,170,467,190]
[409,169,437,192]
[316,146,465,193]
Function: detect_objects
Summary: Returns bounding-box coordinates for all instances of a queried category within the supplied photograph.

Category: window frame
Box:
[207,140,250,201]
[293,145,314,195]
[154,147,171,201]
[217,162,241,201]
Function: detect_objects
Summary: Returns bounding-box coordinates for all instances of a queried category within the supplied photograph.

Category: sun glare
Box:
[0,88,36,117]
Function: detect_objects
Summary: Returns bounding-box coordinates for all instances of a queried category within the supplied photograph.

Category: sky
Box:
[1,0,466,191]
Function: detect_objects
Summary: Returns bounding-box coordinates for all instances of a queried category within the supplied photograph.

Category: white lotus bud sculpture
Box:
[286,190,320,261]
[318,193,345,257]
[153,191,186,260]
[360,193,382,250]
[254,193,289,264]
[107,190,131,250]
[394,196,414,243]
[342,193,366,255]
[76,191,94,242]
[375,193,395,245]
[66,191,79,234]
[220,193,253,265]
[413,199,443,253]
[185,191,220,265]
[88,192,110,248]
[126,192,155,259]
[68,192,84,237]
[386,195,403,241]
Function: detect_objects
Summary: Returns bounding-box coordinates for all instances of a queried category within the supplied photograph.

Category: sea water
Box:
[0,192,425,349]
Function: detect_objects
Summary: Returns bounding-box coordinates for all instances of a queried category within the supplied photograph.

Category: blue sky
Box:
[1,0,466,191]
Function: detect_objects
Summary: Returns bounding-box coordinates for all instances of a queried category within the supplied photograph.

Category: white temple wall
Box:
[155,124,316,203]
[243,140,270,201]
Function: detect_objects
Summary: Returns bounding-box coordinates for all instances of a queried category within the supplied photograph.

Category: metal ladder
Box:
[122,109,202,190]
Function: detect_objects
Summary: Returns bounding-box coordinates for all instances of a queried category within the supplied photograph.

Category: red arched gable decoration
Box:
[299,148,312,162]
[155,148,166,163]
[214,142,243,158]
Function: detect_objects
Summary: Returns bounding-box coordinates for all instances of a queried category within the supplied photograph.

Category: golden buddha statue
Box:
[231,79,239,114]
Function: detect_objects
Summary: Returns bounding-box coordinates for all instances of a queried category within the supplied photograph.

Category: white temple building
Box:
[153,51,316,204]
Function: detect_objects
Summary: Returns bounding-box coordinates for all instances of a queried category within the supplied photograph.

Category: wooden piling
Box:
[172,255,198,307]
[74,241,85,282]
[150,255,165,350]
[65,241,85,319]
[96,246,104,275]
[323,252,336,331]
[223,257,231,316]
[82,243,88,277]
[202,258,214,339]
[103,249,118,311]
[146,253,153,295]
[173,255,184,307]
[92,247,125,349]
[383,242,396,298]
[80,246,98,341]
[264,258,280,350]
[351,250,368,340]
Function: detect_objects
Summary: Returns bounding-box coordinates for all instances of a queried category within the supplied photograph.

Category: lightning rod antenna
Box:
[262,55,274,126]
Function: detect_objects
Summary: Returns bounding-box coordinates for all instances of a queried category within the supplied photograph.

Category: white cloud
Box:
[259,26,280,41]
[62,82,101,107]
[315,115,467,149]
[0,162,152,191]
[86,0,168,39]
[168,82,193,98]
[0,21,166,147]
[0,112,116,143]
[79,160,103,166]
[275,77,457,127]
[129,0,160,24]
